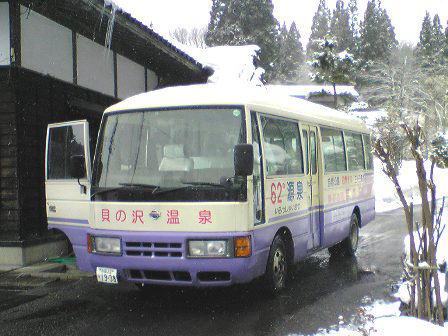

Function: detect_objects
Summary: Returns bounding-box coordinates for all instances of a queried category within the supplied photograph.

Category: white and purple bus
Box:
[45,85,375,292]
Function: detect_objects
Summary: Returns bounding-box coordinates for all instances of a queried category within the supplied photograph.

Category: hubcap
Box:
[272,248,286,287]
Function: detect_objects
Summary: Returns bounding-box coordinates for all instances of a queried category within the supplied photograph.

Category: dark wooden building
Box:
[0,0,210,266]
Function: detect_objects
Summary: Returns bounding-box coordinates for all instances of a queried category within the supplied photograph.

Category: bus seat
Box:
[159,144,193,172]
[191,157,212,169]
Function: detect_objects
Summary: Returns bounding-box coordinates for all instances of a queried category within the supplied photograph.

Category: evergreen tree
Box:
[432,14,445,57]
[416,12,433,60]
[309,37,356,108]
[306,0,331,57]
[205,0,280,81]
[444,25,448,59]
[348,0,360,54]
[416,13,445,67]
[359,0,397,64]
[272,22,305,82]
[330,0,355,52]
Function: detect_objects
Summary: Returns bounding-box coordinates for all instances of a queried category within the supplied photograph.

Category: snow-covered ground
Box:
[374,158,448,213]
[307,160,448,336]
[292,300,447,336]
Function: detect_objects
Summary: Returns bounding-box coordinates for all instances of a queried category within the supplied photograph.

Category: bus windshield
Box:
[91,107,247,202]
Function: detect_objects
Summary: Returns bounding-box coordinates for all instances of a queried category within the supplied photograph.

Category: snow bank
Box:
[374,316,447,336]
[375,158,448,213]
[292,300,447,336]
[396,210,448,307]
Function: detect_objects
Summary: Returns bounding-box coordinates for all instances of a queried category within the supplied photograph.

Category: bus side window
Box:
[261,116,303,176]
[320,127,347,172]
[302,130,309,174]
[310,130,317,175]
[251,113,264,224]
[362,134,374,170]
[345,132,365,171]
[47,124,86,179]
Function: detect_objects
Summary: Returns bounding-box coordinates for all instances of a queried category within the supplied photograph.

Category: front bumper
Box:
[53,225,266,287]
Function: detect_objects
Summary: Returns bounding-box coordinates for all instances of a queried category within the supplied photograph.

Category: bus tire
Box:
[328,213,359,257]
[263,235,288,293]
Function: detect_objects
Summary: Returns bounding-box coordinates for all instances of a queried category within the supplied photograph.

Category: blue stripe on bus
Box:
[47,217,89,225]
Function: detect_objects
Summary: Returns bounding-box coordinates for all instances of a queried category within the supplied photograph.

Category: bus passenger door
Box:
[45,121,92,229]
[303,125,320,249]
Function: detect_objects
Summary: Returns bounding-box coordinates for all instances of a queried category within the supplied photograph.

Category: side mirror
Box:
[234,144,253,176]
[70,155,86,179]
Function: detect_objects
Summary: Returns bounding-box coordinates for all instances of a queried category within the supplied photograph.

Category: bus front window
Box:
[92,107,246,202]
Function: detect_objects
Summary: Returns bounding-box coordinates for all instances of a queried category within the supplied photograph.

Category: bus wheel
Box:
[264,235,288,293]
[328,213,359,257]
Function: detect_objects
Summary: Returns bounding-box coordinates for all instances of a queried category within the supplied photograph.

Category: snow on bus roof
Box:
[104,84,368,133]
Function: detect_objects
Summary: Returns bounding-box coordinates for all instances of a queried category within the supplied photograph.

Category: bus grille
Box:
[124,241,183,258]
[127,269,192,282]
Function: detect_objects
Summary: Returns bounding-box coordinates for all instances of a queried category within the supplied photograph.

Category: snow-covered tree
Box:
[170,27,207,48]
[359,0,397,64]
[205,0,280,82]
[373,119,447,326]
[416,13,445,68]
[330,0,355,53]
[306,0,331,57]
[363,48,448,324]
[416,12,434,63]
[348,0,360,47]
[444,25,448,59]
[432,15,445,53]
[309,37,356,108]
[272,22,305,83]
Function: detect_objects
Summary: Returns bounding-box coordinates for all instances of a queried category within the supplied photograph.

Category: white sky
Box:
[113,0,448,46]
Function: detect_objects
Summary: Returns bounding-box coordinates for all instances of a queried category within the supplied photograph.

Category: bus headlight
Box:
[88,235,121,255]
[188,240,230,258]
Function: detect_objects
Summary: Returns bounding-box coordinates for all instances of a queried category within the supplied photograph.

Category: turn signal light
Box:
[234,236,251,257]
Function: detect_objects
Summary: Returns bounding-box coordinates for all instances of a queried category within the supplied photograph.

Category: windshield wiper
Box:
[91,183,159,199]
[150,182,226,196]
[119,183,159,189]
[181,181,228,188]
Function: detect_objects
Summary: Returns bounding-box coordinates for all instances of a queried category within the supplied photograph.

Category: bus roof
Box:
[105,84,369,133]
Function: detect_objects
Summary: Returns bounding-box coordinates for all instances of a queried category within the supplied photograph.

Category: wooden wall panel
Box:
[0,69,19,240]
[12,68,117,240]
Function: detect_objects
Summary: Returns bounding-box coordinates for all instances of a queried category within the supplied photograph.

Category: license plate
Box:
[96,267,118,284]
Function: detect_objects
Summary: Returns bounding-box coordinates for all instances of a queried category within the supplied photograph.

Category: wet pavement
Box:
[0,207,411,336]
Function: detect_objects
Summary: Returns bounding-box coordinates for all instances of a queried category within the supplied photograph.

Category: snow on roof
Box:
[266,84,359,99]
[181,45,264,85]
[105,84,368,133]
[347,102,388,128]
[108,1,263,85]
[349,110,388,128]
